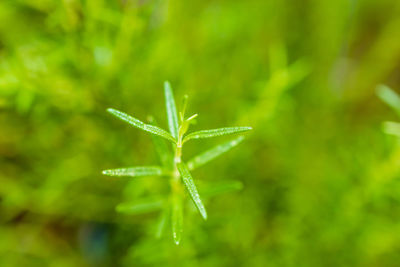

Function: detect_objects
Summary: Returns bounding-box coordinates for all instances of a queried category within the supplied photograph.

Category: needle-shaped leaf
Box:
[102,166,164,177]
[183,127,252,143]
[382,121,400,137]
[107,108,176,143]
[187,136,245,170]
[116,198,163,214]
[376,85,400,116]
[177,162,207,220]
[156,206,169,239]
[180,95,189,122]
[164,81,179,139]
[148,117,174,168]
[171,194,183,245]
[201,180,243,198]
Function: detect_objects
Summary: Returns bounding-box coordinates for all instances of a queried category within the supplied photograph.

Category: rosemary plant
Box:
[102,82,252,244]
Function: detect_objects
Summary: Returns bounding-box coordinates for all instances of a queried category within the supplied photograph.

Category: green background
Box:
[1,0,400,266]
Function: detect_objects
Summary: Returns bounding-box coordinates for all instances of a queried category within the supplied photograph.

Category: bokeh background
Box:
[1,0,400,266]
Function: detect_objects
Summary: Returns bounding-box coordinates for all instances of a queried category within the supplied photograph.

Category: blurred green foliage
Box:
[1,0,400,266]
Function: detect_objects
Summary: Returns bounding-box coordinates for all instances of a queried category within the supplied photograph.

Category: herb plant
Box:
[102,82,252,244]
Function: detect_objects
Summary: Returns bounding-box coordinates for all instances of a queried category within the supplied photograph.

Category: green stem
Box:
[170,135,183,243]
[170,124,186,244]
[171,137,183,194]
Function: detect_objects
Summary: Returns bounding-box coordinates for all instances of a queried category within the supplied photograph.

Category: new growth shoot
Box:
[102,81,252,244]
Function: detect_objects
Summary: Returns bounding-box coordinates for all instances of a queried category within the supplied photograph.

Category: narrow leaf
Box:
[148,117,173,168]
[180,95,189,122]
[383,121,400,137]
[201,180,243,198]
[177,162,207,220]
[164,81,179,138]
[102,166,164,177]
[183,127,252,143]
[116,198,163,214]
[376,85,400,116]
[171,194,183,245]
[156,206,169,239]
[187,136,245,170]
[107,108,176,143]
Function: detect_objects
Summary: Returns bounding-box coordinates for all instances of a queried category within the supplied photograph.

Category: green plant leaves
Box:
[377,85,400,116]
[156,206,169,239]
[150,134,173,168]
[116,198,163,214]
[164,81,180,139]
[382,121,400,137]
[105,82,250,244]
[107,108,176,143]
[148,117,173,168]
[376,85,400,136]
[187,136,245,170]
[177,162,207,220]
[183,126,252,143]
[102,166,165,177]
[171,194,183,245]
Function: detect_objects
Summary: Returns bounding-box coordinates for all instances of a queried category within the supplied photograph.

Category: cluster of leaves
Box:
[102,81,252,244]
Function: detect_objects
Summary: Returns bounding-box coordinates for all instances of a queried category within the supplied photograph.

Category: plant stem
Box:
[171,136,183,243]
[172,137,183,193]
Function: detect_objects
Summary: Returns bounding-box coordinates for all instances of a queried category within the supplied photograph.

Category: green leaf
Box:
[164,81,179,139]
[102,166,164,177]
[148,117,174,168]
[177,162,207,220]
[116,198,163,214]
[376,85,400,116]
[187,136,245,170]
[180,95,189,122]
[155,206,169,239]
[107,108,176,143]
[201,180,243,198]
[171,194,183,245]
[183,127,252,143]
[382,121,400,137]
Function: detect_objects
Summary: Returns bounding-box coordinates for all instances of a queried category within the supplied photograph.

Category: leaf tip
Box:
[199,207,208,220]
[102,169,114,176]
[376,83,388,93]
[107,108,119,116]
[173,232,181,245]
[164,80,171,90]
[186,113,198,122]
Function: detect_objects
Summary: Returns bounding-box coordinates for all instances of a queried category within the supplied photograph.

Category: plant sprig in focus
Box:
[102,81,252,244]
